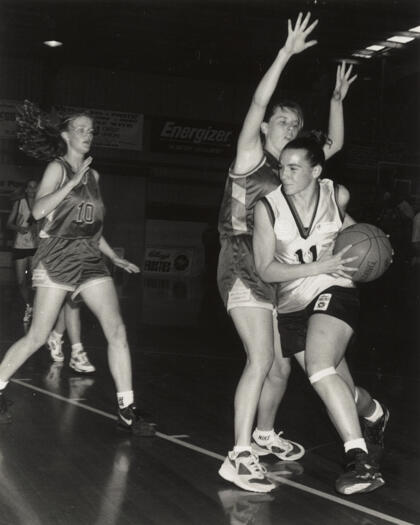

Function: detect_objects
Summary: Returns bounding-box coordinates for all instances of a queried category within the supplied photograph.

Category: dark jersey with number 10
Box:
[39,158,105,242]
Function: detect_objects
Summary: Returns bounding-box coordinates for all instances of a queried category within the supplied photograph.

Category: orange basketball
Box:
[333,223,393,282]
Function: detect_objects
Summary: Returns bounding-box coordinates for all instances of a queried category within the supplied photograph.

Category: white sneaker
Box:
[69,349,95,374]
[47,333,65,362]
[251,430,305,461]
[218,450,276,493]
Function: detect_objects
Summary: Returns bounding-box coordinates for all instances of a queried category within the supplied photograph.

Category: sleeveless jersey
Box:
[39,158,105,241]
[263,178,354,313]
[218,151,280,238]
[14,198,37,249]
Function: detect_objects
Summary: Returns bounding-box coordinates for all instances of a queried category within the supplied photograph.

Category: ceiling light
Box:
[43,40,63,48]
[387,35,415,44]
[366,44,386,52]
[409,25,420,33]
[352,53,372,59]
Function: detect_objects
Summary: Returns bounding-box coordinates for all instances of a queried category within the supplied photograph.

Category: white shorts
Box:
[227,278,274,313]
[33,263,112,300]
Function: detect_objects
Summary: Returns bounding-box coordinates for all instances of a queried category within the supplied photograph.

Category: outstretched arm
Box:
[324,62,357,160]
[234,12,318,173]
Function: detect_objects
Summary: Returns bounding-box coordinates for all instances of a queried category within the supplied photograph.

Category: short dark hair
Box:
[282,130,330,169]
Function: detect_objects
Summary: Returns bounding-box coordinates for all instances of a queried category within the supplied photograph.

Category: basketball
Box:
[333,223,393,282]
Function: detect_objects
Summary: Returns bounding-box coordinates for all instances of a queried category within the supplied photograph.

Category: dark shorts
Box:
[217,235,276,308]
[12,248,37,260]
[32,236,111,299]
[277,286,360,357]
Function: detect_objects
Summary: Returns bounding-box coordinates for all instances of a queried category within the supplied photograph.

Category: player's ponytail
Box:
[16,101,92,162]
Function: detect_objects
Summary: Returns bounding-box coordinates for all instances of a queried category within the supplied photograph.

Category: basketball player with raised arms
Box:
[217,12,362,493]
[0,102,155,435]
[253,132,389,495]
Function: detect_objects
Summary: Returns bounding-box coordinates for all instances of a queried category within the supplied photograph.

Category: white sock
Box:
[71,343,83,355]
[254,428,274,443]
[233,445,252,455]
[0,380,9,390]
[364,399,384,423]
[51,330,63,342]
[344,438,368,454]
[117,390,134,409]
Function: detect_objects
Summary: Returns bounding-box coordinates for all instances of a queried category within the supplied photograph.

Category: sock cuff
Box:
[344,438,368,454]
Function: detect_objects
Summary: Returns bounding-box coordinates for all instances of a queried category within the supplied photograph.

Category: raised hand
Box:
[70,156,93,187]
[332,62,358,102]
[284,12,318,56]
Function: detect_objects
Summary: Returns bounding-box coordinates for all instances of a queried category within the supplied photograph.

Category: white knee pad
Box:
[309,366,336,385]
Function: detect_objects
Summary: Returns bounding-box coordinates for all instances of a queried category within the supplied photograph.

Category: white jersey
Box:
[13,198,37,249]
[263,178,354,313]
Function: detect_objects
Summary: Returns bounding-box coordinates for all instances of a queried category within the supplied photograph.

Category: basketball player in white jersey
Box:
[253,133,388,495]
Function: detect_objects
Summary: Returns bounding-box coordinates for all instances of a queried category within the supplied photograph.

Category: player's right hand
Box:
[284,12,318,57]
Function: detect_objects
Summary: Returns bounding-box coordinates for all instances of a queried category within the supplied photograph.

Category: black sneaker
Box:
[117,404,156,436]
[362,403,390,450]
[0,390,12,424]
[335,448,385,495]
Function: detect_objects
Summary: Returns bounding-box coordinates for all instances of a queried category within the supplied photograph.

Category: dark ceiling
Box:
[0,0,419,82]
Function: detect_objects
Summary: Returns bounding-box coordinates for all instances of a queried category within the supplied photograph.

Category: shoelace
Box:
[271,431,293,452]
[74,351,89,365]
[241,454,267,479]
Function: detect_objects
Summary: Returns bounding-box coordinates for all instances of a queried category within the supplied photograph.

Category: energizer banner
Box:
[151,117,237,157]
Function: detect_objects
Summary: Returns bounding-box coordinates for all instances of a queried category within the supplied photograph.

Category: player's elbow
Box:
[255,259,273,283]
[31,205,43,221]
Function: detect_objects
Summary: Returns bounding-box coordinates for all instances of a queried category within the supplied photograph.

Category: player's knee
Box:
[269,357,291,382]
[108,320,127,346]
[308,366,337,385]
[247,352,274,376]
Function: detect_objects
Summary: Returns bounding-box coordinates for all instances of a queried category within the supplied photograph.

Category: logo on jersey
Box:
[314,293,332,311]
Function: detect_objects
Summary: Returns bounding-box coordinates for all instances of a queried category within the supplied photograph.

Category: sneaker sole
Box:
[337,476,385,495]
[251,441,305,461]
[218,462,275,493]
[69,364,96,374]
[117,420,157,437]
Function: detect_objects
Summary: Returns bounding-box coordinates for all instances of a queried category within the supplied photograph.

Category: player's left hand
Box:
[113,257,140,273]
[332,62,357,102]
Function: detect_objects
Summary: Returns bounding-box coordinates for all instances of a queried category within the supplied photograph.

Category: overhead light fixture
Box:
[409,25,420,33]
[387,35,415,44]
[366,44,386,52]
[43,40,63,48]
[352,53,372,59]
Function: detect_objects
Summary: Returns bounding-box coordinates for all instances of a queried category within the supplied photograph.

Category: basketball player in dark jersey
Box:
[0,103,154,435]
[217,12,358,492]
[253,134,388,494]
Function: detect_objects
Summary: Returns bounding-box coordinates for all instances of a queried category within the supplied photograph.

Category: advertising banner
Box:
[151,117,237,157]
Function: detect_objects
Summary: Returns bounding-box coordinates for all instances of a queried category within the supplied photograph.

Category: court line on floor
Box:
[11,378,414,525]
